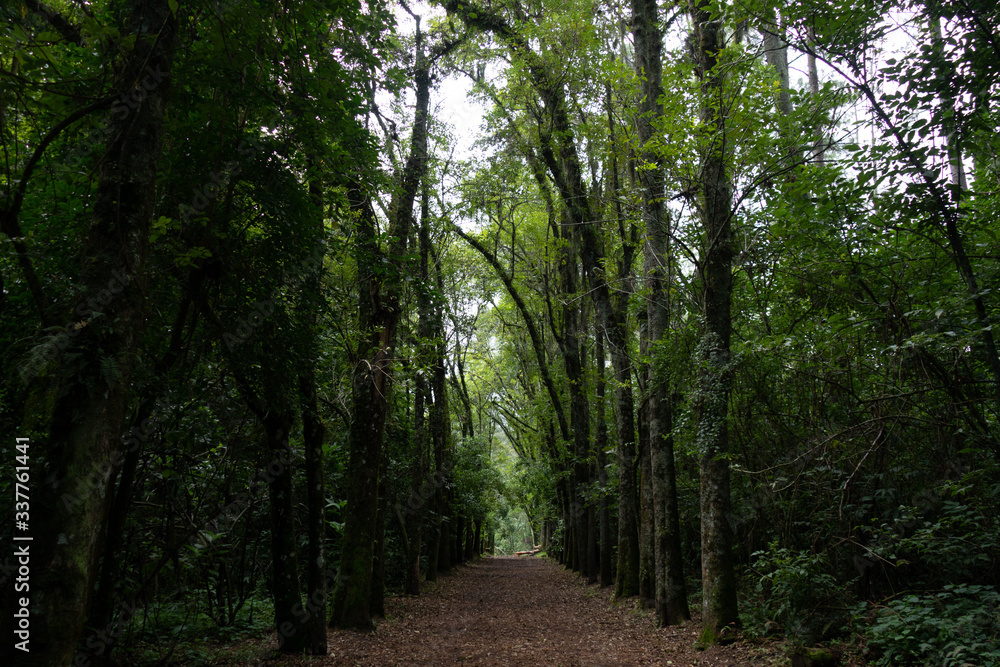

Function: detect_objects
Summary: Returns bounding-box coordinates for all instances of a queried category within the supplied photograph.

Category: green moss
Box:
[695,624,715,649]
[790,646,840,667]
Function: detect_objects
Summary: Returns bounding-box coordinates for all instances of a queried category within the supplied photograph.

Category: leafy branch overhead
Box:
[2,0,999,664]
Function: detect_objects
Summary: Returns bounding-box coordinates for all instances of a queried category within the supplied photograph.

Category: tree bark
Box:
[438,511,453,572]
[632,0,691,627]
[15,2,175,663]
[403,191,434,595]
[690,0,740,642]
[264,411,309,652]
[370,468,388,617]
[761,21,792,118]
[331,25,431,630]
[596,333,614,587]
[638,391,655,602]
[299,371,328,652]
[806,30,825,166]
[329,185,387,630]
[296,154,329,654]
[646,214,691,625]
[555,213,592,577]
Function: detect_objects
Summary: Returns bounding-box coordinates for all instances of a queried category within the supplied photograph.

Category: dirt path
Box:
[270,556,783,666]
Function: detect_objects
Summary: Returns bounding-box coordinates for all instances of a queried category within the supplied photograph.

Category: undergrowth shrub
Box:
[744,542,851,642]
[867,476,1000,587]
[116,594,273,666]
[862,584,1000,666]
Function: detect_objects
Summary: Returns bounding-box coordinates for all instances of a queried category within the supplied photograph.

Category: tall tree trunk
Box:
[638,391,655,603]
[14,2,175,664]
[438,510,453,572]
[455,515,466,564]
[329,186,389,630]
[633,0,691,627]
[264,411,310,652]
[606,229,641,601]
[89,392,172,660]
[586,492,599,584]
[465,519,474,561]
[88,285,194,660]
[806,32,825,166]
[370,468,388,617]
[761,21,792,117]
[646,212,691,625]
[331,25,431,630]
[690,0,740,642]
[431,230,454,575]
[299,371,328,652]
[404,370,427,594]
[426,511,441,582]
[402,186,435,595]
[556,212,591,577]
[296,155,328,654]
[596,335,614,587]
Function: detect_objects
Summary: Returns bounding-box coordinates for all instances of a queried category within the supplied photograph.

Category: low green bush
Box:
[744,542,850,642]
[863,584,1000,666]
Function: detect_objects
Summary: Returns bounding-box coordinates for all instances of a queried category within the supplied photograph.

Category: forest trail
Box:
[270,557,781,666]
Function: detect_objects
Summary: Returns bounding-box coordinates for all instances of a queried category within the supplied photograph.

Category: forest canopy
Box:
[1,0,999,665]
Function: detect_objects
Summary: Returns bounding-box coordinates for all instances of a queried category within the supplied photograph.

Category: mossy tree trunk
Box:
[633,0,691,626]
[595,335,614,587]
[19,2,175,664]
[263,411,309,652]
[690,0,740,642]
[330,22,431,630]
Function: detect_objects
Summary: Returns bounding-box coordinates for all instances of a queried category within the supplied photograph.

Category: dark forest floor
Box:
[236,556,797,666]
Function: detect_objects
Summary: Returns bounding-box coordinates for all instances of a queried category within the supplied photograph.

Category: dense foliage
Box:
[1,0,999,664]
